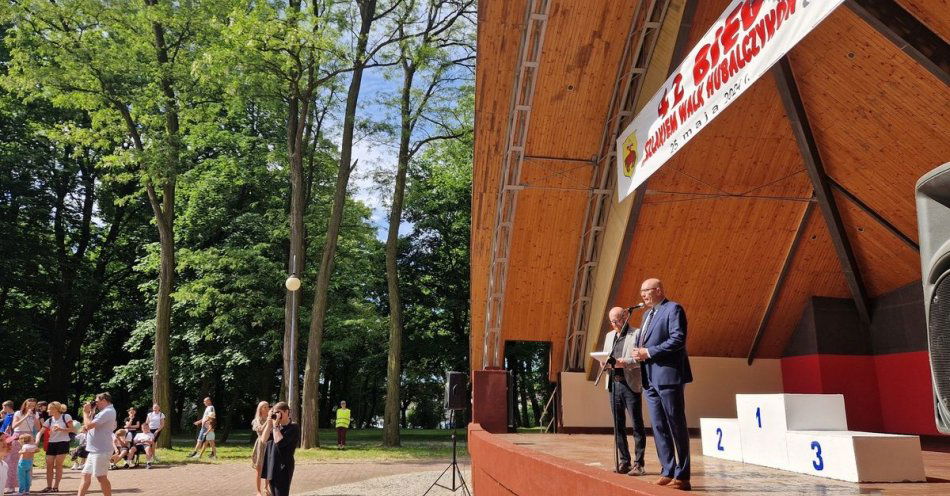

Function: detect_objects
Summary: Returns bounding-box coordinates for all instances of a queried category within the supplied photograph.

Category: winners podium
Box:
[701,394,926,482]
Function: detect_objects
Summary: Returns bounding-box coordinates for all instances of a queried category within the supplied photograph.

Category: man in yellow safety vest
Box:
[334,401,351,449]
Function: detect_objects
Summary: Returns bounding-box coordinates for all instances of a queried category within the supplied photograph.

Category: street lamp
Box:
[285,256,301,419]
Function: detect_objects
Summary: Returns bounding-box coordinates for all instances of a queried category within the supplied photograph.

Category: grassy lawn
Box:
[31,429,468,469]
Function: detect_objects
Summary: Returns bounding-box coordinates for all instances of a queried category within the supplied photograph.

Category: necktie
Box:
[639,308,655,348]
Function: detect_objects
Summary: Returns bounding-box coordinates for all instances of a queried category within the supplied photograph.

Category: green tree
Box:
[397,91,473,429]
[4,0,230,445]
[380,0,474,446]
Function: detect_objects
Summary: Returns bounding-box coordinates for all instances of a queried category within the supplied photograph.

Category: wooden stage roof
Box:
[471,0,950,377]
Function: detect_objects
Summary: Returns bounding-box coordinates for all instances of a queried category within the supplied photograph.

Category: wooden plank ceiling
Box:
[471,0,640,371]
[473,0,950,372]
[612,1,950,358]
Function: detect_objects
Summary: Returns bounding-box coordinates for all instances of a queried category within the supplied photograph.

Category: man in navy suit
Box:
[633,278,692,491]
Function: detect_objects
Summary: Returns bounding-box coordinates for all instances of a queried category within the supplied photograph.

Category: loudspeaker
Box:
[915,162,950,434]
[445,371,468,411]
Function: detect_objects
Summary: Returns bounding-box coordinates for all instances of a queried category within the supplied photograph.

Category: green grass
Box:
[29,429,468,469]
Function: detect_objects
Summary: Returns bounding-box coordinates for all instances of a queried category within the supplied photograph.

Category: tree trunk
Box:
[145,6,181,449]
[518,360,531,427]
[152,196,175,448]
[527,360,543,426]
[300,0,376,449]
[281,0,312,424]
[383,61,415,447]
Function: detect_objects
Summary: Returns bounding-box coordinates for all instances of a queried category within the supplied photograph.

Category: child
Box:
[17,434,37,494]
[196,416,217,459]
[0,436,10,492]
[110,429,129,469]
[70,430,88,471]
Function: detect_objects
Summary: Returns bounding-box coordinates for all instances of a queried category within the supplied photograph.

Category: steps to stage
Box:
[701,394,926,483]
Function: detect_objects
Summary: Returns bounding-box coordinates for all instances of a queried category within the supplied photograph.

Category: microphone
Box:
[626,303,645,312]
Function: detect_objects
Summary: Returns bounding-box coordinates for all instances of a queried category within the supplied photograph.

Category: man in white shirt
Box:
[188,397,215,458]
[131,424,156,469]
[78,392,117,496]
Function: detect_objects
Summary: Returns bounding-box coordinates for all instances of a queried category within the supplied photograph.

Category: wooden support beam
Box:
[828,179,920,253]
[773,56,871,325]
[747,202,814,364]
[846,0,949,86]
[605,0,698,310]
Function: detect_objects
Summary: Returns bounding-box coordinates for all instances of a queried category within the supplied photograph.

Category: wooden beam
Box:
[828,179,920,253]
[845,0,949,86]
[604,0,698,310]
[773,56,871,324]
[747,202,814,364]
[590,0,699,381]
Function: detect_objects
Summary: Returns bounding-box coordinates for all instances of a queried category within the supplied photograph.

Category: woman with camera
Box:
[261,402,298,496]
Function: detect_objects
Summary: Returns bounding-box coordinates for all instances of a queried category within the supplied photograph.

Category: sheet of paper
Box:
[589,351,610,364]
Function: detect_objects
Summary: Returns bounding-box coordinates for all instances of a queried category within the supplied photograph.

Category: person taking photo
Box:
[262,402,298,496]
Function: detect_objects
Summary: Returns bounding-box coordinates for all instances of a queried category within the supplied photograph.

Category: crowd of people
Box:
[0,394,184,495]
[0,394,352,496]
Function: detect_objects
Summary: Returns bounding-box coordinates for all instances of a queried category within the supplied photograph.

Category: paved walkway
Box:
[20,459,468,495]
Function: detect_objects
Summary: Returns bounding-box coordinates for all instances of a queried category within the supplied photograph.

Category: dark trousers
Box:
[644,384,690,480]
[336,427,347,446]
[610,378,646,468]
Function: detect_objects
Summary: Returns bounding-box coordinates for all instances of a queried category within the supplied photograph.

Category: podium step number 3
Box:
[785,431,926,483]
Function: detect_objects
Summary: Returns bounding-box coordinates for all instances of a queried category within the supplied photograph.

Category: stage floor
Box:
[496,432,950,495]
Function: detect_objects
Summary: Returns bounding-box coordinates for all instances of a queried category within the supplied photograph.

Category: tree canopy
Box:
[0,0,490,440]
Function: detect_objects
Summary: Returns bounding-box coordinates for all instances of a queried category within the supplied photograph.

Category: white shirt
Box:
[202,405,215,421]
[146,412,165,430]
[11,411,36,434]
[44,414,72,443]
[86,404,117,454]
[132,432,154,445]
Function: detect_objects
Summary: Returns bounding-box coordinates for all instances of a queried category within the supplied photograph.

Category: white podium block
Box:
[700,418,742,462]
[736,394,848,469]
[785,431,926,482]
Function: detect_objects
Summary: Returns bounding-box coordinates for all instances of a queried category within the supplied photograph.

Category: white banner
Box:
[616,0,844,201]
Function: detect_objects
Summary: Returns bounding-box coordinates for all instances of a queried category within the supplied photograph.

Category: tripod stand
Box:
[423,409,471,496]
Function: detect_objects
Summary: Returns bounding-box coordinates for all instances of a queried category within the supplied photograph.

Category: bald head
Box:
[608,306,628,331]
[640,278,665,307]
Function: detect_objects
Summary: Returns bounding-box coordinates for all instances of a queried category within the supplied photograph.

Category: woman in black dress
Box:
[262,402,298,496]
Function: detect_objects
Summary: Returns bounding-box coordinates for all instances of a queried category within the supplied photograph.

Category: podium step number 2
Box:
[700,418,742,461]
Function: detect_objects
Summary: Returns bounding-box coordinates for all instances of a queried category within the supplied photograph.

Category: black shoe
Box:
[616,463,632,474]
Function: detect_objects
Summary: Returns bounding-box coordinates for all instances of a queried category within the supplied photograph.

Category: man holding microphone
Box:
[600,306,647,476]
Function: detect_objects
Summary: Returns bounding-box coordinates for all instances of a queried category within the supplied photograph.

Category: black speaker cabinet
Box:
[445,371,468,411]
[915,162,950,434]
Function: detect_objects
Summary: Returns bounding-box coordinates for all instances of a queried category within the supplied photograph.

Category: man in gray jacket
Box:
[601,306,647,476]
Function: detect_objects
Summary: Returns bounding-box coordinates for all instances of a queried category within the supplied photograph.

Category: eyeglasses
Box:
[640,287,660,293]
[609,318,625,324]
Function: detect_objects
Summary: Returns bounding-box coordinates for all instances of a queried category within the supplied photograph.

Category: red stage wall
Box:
[782,351,940,435]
